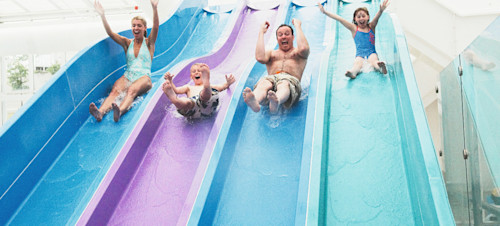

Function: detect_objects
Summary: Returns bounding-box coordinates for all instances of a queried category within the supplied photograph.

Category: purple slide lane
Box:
[77,4,280,226]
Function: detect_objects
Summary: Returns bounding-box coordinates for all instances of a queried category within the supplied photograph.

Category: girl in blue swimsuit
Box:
[318,0,389,79]
[90,0,159,122]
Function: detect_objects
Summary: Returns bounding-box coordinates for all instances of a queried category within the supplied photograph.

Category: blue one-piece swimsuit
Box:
[354,27,376,58]
[124,39,152,82]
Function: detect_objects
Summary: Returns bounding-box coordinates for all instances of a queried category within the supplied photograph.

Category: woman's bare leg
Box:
[113,76,152,122]
[89,76,128,122]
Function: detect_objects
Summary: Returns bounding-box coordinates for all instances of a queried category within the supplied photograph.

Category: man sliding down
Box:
[243,19,310,113]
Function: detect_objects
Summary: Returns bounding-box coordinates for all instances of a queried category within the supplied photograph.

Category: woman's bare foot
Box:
[89,102,103,122]
[378,61,387,74]
[243,87,260,112]
[345,71,356,79]
[268,90,279,114]
[112,103,121,122]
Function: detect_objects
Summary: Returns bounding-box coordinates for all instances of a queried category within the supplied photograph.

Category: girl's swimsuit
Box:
[354,27,376,58]
[124,39,152,82]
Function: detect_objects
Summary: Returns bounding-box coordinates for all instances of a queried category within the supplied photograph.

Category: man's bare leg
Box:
[243,87,261,112]
[243,80,273,112]
[267,91,279,113]
[89,102,103,122]
[268,82,290,113]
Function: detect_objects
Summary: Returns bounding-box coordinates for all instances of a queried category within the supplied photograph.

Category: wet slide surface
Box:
[322,1,414,224]
[192,2,327,225]
[3,4,231,225]
[80,5,280,226]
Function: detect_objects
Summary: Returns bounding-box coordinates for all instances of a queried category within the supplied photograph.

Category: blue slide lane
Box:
[0,0,236,224]
[307,0,454,225]
[188,1,328,225]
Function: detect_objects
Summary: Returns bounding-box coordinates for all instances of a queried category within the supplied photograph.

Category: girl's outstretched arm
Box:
[318,2,356,36]
[369,0,389,30]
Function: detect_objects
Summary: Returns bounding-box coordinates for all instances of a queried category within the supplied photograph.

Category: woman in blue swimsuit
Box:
[90,0,159,122]
[319,0,389,79]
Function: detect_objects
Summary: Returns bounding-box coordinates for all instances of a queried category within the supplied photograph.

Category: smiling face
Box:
[353,8,370,28]
[131,17,147,38]
[276,25,294,52]
[190,64,203,85]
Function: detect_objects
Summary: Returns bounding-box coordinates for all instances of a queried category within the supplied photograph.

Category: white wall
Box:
[391,0,499,152]
[0,0,183,57]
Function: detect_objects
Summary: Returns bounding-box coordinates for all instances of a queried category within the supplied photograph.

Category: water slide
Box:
[187,0,327,225]
[306,0,455,225]
[0,0,235,224]
[77,1,284,225]
[188,0,454,225]
[0,0,455,225]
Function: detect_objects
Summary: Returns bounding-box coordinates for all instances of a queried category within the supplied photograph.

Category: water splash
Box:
[361,58,374,73]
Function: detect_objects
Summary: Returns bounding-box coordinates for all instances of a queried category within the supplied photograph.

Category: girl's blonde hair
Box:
[131,16,148,37]
[352,7,369,25]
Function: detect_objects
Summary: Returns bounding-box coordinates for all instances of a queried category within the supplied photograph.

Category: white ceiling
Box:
[0,0,141,23]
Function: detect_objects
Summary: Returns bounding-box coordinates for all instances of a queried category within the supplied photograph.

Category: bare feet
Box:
[200,64,211,88]
[162,80,177,100]
[112,103,121,122]
[243,87,260,112]
[378,61,387,74]
[268,90,279,113]
[89,102,103,122]
[345,71,356,79]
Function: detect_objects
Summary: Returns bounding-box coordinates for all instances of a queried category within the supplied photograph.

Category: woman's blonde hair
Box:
[352,7,369,25]
[131,16,147,37]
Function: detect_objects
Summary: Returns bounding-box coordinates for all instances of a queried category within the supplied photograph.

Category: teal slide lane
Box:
[308,0,454,225]
[0,0,238,224]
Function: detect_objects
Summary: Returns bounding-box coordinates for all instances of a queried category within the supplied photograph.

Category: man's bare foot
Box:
[268,90,279,113]
[345,71,356,79]
[378,61,387,74]
[89,102,103,122]
[243,87,260,112]
[112,103,121,122]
